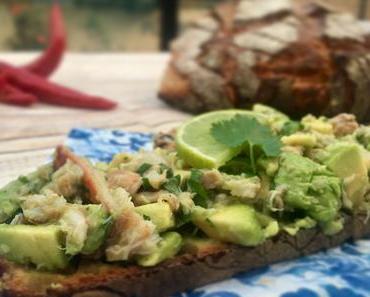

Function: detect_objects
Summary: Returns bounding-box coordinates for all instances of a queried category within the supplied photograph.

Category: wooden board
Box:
[0,53,190,186]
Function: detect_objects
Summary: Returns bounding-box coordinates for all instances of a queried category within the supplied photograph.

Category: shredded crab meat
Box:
[133,190,177,206]
[43,160,84,199]
[330,113,359,137]
[106,188,160,261]
[54,146,160,261]
[55,146,116,211]
[201,169,223,190]
[106,210,159,261]
[157,191,181,212]
[60,206,89,256]
[281,145,304,155]
[21,190,67,224]
[107,169,142,195]
[178,192,195,214]
[222,176,261,200]
[110,150,170,171]
[268,185,287,212]
[143,166,167,189]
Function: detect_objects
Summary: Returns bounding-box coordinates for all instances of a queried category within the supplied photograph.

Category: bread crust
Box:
[159,0,370,121]
[1,213,369,297]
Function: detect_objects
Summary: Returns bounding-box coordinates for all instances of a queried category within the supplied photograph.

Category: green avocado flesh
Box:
[1,104,370,271]
[135,202,175,232]
[191,204,265,246]
[81,205,111,255]
[137,232,183,267]
[0,164,52,223]
[0,224,68,270]
[322,143,368,209]
[274,152,342,223]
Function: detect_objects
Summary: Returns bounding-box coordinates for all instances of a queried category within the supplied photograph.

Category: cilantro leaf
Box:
[163,175,182,195]
[141,177,153,191]
[175,211,192,228]
[166,168,174,178]
[211,115,281,156]
[159,163,174,178]
[219,156,255,176]
[211,115,282,173]
[137,163,152,176]
[187,169,208,208]
[279,120,302,136]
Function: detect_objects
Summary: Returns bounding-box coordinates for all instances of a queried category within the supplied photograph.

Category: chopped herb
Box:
[143,214,151,221]
[175,211,192,227]
[18,176,29,184]
[219,156,254,176]
[187,169,208,208]
[163,175,182,195]
[159,163,174,178]
[103,216,113,226]
[205,217,215,227]
[159,163,169,173]
[137,163,152,176]
[166,168,174,178]
[211,115,282,173]
[142,177,153,191]
[280,120,302,136]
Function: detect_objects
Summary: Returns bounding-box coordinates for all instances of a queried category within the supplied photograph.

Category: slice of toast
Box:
[1,213,369,297]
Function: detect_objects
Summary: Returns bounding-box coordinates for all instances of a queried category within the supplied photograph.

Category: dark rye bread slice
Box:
[158,0,370,121]
[0,214,370,297]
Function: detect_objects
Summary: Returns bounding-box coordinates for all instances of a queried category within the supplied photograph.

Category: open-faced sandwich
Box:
[1,105,370,297]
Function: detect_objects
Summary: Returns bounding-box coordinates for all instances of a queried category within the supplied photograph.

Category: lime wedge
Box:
[176,110,258,168]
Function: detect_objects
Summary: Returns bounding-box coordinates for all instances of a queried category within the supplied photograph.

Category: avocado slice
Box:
[135,202,175,232]
[274,152,342,223]
[0,164,52,223]
[322,143,368,209]
[0,224,68,270]
[191,204,265,246]
[137,232,182,267]
[81,205,112,255]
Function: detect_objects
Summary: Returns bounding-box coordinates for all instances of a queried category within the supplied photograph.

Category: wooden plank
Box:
[0,148,54,186]
[0,53,190,185]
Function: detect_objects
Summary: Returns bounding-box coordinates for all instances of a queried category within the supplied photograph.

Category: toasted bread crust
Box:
[1,213,369,297]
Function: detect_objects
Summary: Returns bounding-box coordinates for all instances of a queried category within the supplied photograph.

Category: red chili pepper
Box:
[0,76,37,106]
[22,2,66,77]
[0,63,117,110]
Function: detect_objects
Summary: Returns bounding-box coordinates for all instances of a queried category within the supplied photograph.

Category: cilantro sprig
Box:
[211,115,281,173]
[137,163,152,176]
[163,175,182,195]
[187,169,208,208]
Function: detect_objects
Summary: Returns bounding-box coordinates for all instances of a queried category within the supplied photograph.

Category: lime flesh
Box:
[176,110,258,169]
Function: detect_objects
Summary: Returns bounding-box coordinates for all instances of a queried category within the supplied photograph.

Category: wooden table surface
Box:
[0,53,190,186]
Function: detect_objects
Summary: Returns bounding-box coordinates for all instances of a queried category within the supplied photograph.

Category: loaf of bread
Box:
[159,0,370,122]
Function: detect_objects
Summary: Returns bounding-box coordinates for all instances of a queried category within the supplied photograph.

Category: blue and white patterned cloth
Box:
[67,128,153,163]
[67,128,370,297]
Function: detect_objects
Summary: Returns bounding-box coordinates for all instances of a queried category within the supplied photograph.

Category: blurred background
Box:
[0,0,368,53]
